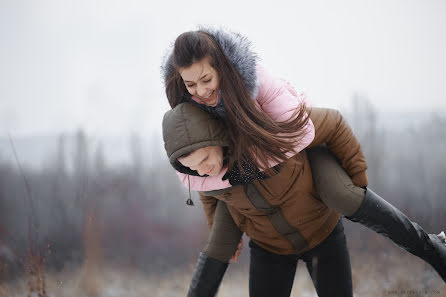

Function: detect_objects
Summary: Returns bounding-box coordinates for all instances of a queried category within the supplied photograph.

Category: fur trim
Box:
[160,44,175,86]
[161,26,259,98]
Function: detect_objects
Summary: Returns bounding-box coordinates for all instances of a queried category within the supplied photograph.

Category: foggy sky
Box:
[1,0,445,137]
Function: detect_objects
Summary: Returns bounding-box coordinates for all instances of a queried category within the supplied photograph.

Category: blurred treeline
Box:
[0,96,445,279]
[0,130,206,279]
[345,94,446,231]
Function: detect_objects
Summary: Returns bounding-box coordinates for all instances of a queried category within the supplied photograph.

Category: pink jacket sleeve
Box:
[254,66,315,168]
[176,65,315,191]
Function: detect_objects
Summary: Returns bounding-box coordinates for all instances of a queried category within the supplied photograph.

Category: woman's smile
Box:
[195,90,219,106]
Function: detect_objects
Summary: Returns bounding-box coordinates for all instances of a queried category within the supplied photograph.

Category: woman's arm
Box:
[254,66,315,168]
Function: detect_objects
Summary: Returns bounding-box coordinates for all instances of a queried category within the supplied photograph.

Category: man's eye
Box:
[203,79,211,83]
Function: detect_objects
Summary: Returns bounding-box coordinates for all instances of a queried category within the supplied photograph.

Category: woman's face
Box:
[179,57,220,106]
[178,146,223,177]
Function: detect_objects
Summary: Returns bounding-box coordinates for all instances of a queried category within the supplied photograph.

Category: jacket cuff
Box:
[351,171,368,187]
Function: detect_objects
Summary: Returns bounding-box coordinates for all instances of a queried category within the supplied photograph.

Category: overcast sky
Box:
[1,0,445,138]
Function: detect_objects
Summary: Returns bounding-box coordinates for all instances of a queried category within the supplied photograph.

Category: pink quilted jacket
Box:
[176,66,315,191]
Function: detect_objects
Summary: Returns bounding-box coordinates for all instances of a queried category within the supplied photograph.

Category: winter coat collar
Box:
[161,26,260,99]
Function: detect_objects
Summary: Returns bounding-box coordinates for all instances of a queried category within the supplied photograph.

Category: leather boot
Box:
[347,188,446,282]
[187,252,228,297]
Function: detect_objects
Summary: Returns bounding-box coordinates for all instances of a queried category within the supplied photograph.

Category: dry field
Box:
[0,245,444,297]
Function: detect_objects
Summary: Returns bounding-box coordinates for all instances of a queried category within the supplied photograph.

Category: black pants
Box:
[249,219,352,297]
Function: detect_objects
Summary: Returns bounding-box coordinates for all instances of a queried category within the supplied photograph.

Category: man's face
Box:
[178,146,223,176]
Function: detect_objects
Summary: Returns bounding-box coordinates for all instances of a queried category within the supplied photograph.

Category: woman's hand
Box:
[230,238,243,263]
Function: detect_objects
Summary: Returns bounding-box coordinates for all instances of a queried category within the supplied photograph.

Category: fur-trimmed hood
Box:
[161,26,260,98]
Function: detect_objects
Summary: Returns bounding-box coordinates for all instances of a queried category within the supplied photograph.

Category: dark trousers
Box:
[249,219,352,297]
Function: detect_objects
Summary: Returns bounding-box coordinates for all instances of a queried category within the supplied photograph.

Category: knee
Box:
[202,240,238,263]
[307,146,365,216]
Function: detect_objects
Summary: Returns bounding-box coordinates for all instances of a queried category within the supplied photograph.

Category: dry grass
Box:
[1,246,444,297]
[24,251,47,297]
[1,229,445,297]
[82,209,104,297]
[349,250,445,297]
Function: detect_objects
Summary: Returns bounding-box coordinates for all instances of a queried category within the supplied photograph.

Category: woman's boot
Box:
[187,252,228,297]
[346,188,446,282]
[307,145,446,282]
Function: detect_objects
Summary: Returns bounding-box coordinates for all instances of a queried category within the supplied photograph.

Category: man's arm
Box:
[308,107,368,187]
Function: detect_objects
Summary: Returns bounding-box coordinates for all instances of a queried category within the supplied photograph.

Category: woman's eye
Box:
[203,79,211,83]
[186,84,194,88]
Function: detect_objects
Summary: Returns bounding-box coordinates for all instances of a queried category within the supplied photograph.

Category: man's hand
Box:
[230,238,243,263]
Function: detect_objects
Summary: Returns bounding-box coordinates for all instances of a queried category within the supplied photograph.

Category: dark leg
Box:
[300,219,353,297]
[249,240,298,297]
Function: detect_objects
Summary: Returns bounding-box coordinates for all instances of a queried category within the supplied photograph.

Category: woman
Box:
[161,26,446,294]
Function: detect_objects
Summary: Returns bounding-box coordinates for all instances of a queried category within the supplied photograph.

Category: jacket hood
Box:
[162,102,231,174]
[161,26,260,98]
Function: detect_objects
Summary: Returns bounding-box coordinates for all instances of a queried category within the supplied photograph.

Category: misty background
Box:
[1,0,446,295]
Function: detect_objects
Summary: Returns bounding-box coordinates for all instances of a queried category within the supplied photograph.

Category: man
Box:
[162,103,446,297]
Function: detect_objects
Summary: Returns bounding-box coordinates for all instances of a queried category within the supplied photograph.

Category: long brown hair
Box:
[164,30,311,170]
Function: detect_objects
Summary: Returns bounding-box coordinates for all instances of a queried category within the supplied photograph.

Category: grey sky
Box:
[1,0,445,137]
